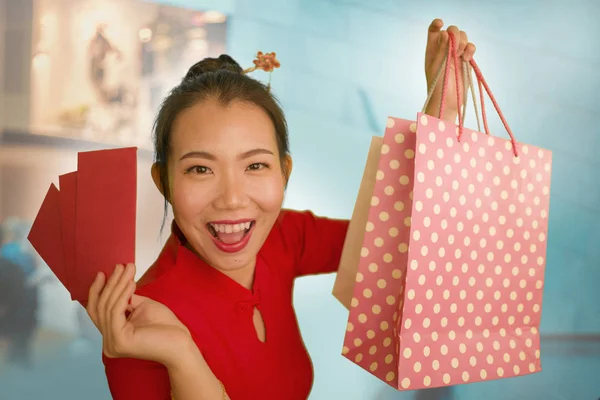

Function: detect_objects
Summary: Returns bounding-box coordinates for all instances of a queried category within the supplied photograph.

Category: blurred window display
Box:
[27,0,228,149]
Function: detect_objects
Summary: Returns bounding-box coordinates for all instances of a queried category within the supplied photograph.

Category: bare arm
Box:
[168,340,229,400]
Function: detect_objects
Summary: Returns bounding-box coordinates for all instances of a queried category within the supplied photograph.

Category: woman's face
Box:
[159,99,290,273]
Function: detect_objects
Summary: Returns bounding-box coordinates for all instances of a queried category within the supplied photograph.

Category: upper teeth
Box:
[210,222,251,233]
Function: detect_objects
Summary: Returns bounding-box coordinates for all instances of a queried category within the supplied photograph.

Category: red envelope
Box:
[27,184,69,288]
[73,147,137,305]
[59,172,77,299]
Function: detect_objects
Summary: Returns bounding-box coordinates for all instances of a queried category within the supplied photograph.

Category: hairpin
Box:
[243,51,280,91]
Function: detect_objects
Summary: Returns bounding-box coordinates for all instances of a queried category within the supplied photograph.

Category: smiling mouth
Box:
[207,221,255,242]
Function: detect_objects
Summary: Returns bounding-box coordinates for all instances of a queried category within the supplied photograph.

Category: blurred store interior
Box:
[1,0,599,399]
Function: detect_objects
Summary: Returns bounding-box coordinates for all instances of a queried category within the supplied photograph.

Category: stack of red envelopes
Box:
[27,147,137,306]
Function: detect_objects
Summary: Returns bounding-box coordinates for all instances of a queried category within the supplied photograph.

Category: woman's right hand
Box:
[86,263,193,368]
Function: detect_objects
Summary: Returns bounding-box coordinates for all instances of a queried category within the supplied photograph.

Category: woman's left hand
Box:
[424,18,477,122]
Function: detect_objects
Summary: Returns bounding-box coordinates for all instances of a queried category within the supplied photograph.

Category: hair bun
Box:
[184,55,243,80]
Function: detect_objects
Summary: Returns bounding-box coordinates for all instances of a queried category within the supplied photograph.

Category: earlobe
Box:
[283,155,293,184]
[151,163,165,197]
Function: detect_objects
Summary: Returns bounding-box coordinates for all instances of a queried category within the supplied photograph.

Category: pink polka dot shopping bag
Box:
[337,33,552,391]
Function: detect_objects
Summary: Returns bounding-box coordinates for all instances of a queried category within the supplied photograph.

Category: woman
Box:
[86,19,476,400]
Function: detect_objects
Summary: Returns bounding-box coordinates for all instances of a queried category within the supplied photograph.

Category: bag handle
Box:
[422,51,482,134]
[440,32,519,157]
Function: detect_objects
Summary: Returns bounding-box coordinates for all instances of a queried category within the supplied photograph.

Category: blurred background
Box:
[0,0,599,399]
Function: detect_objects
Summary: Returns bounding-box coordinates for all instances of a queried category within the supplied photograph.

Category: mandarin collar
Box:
[169,220,262,309]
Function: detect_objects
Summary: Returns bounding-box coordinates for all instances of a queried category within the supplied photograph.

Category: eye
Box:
[185,165,211,175]
[247,163,270,171]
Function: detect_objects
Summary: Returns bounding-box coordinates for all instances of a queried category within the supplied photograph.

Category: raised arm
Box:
[274,209,350,277]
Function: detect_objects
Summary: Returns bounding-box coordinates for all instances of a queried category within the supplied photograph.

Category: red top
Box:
[103,209,349,400]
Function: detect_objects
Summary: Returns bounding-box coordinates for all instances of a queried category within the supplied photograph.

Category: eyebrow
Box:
[179,148,274,161]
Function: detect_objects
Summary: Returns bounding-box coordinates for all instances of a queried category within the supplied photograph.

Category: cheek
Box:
[249,174,285,211]
[169,175,210,217]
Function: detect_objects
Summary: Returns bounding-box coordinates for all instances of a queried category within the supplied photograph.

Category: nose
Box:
[214,171,249,210]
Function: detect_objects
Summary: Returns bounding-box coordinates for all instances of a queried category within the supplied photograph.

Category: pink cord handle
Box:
[469,58,519,157]
[439,32,463,135]
[438,32,519,157]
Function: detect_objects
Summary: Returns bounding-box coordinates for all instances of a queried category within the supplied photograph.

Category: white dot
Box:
[463,142,470,152]
[386,118,395,128]
[420,115,429,126]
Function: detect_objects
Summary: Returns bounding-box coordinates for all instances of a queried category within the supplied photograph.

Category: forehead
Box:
[171,99,276,154]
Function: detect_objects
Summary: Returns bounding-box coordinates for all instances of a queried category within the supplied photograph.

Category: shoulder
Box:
[263,209,315,249]
[135,234,179,297]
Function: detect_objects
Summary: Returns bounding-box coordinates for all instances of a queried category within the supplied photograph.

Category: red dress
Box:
[103,209,349,400]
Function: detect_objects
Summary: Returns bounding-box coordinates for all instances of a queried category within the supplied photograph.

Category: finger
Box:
[429,30,449,79]
[109,280,136,335]
[97,264,125,330]
[427,18,444,49]
[107,263,135,317]
[457,30,469,57]
[463,43,476,61]
[446,26,460,53]
[86,272,106,329]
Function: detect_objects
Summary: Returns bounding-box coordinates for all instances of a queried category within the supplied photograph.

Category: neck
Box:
[184,242,256,290]
[219,261,256,290]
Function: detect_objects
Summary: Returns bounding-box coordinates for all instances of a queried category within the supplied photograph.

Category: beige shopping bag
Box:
[332,136,383,310]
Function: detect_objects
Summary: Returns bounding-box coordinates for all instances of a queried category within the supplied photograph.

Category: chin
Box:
[193,221,265,271]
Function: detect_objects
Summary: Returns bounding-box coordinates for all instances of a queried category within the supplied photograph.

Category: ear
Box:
[151,163,166,198]
[282,154,293,185]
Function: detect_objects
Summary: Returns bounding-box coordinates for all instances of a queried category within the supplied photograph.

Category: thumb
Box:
[130,294,148,308]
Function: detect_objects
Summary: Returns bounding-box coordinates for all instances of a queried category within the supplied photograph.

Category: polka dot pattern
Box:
[342,117,417,386]
[343,114,550,390]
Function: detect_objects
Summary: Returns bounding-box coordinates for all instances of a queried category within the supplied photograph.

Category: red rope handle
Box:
[469,59,519,157]
[438,32,519,157]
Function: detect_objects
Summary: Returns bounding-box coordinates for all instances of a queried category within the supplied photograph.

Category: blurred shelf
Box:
[0,128,154,160]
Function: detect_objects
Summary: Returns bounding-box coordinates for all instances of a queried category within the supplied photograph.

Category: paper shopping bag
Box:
[333,136,383,310]
[341,33,552,391]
